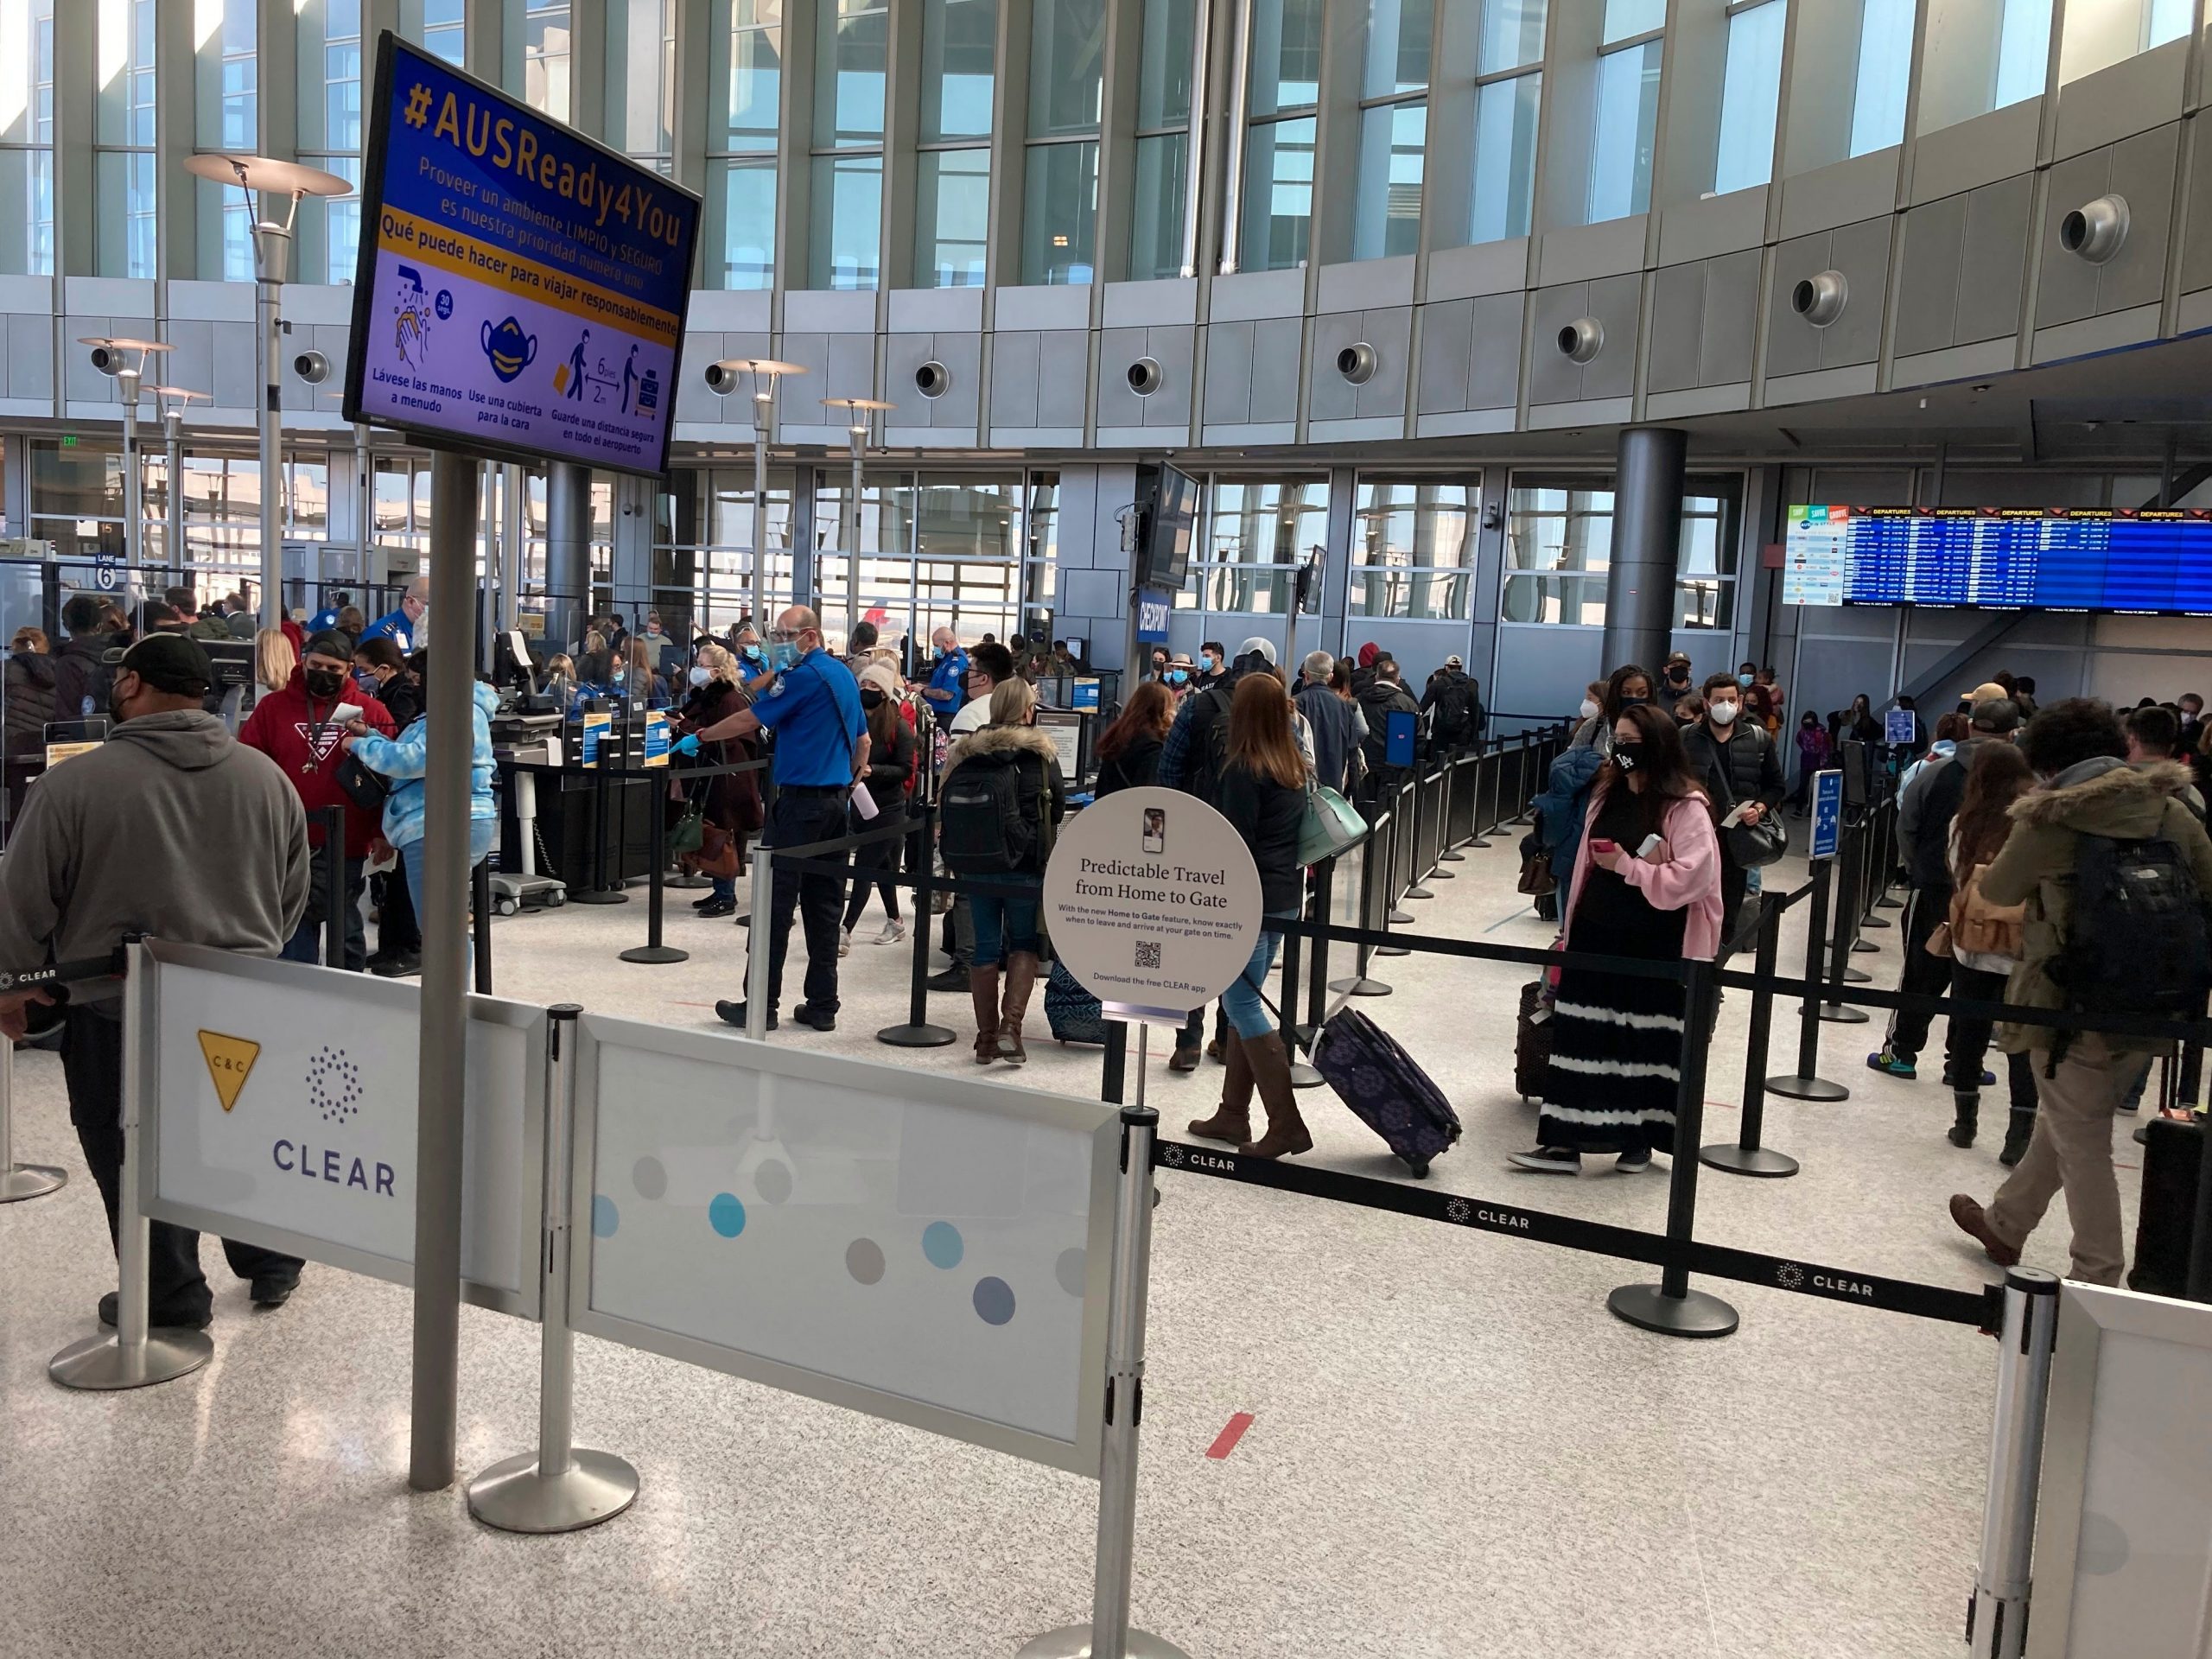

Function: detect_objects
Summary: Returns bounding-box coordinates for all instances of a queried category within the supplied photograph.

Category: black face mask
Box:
[860,689,885,712]
[1613,742,1649,773]
[303,667,346,699]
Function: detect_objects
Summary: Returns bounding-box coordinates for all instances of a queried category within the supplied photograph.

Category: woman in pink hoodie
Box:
[1512,703,1723,1175]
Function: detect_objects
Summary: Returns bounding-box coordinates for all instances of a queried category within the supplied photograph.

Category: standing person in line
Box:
[1329,657,1369,797]
[923,626,968,732]
[360,575,429,653]
[925,640,1016,994]
[351,639,424,974]
[1681,672,1785,969]
[1951,700,2212,1286]
[4,625,55,821]
[1354,658,1419,810]
[1534,665,1651,916]
[238,630,397,971]
[1790,711,1833,813]
[1420,652,1484,760]
[2125,703,2207,820]
[1660,652,1695,708]
[252,627,296,702]
[1872,696,2019,1080]
[1294,649,1359,797]
[1513,703,1723,1174]
[1186,673,1313,1160]
[48,594,121,723]
[942,678,1065,1064]
[0,635,311,1325]
[675,607,867,1034]
[1092,679,1174,795]
[1939,742,2041,1163]
[1199,641,1229,686]
[840,663,916,951]
[670,643,760,920]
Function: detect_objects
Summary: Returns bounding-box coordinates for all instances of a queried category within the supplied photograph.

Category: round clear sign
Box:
[1042,786,1263,1022]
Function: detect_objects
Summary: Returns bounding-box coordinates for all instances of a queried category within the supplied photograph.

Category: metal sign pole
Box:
[1018,1099,1192,1659]
[408,450,480,1492]
[0,1025,67,1203]
[745,846,775,1039]
[1965,1267,2059,1659]
[470,1005,639,1533]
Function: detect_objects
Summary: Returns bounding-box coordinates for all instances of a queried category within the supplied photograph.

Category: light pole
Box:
[145,385,211,586]
[186,154,353,630]
[79,337,173,597]
[703,358,805,631]
[822,396,894,650]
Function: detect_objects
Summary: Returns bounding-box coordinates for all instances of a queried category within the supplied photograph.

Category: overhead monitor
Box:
[343,34,702,479]
[1784,504,2212,615]
[1134,463,1198,590]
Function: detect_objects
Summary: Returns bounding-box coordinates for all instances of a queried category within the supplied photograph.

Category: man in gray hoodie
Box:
[0,634,312,1328]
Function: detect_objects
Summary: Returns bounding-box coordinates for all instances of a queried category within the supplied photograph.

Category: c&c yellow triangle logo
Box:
[198,1031,261,1112]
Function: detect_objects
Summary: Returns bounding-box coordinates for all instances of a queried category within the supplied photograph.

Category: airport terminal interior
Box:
[7,0,2212,1655]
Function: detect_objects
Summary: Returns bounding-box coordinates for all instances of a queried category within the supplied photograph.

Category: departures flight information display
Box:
[1783,504,2212,615]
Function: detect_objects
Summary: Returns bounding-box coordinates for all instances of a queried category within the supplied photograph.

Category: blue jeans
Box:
[711,874,736,901]
[970,876,1042,968]
[283,853,366,970]
[399,820,499,963]
[1219,911,1296,1040]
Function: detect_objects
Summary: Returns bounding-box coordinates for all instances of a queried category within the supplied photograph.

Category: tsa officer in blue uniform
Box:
[923,626,968,732]
[675,606,867,1032]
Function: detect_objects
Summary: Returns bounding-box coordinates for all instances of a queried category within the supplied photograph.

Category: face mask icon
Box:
[481,317,538,382]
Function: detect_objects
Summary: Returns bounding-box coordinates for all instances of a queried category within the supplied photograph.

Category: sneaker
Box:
[715,1001,777,1032]
[837,928,853,958]
[695,896,737,918]
[1614,1148,1653,1173]
[874,918,906,945]
[1509,1147,1580,1173]
[1980,1069,1998,1089]
[98,1292,212,1331]
[1866,1048,1917,1080]
[690,894,720,912]
[791,1002,837,1032]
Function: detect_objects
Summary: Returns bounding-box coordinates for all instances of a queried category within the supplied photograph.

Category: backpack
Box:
[1179,684,1233,807]
[1429,676,1478,744]
[2051,834,2211,1049]
[940,751,1036,874]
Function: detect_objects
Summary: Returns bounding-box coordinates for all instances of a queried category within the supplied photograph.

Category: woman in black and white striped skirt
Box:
[1512,703,1724,1175]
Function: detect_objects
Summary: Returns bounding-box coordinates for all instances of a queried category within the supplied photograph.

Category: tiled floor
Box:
[0,829,2126,1658]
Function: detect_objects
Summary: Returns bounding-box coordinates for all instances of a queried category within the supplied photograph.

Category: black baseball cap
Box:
[106,633,212,696]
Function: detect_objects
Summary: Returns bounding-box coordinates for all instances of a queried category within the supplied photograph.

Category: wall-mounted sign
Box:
[344,34,701,479]
[1134,588,1172,645]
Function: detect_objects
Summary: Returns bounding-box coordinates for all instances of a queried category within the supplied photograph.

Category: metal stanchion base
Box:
[1440,849,1465,861]
[1389,907,1414,925]
[48,1328,213,1390]
[1842,966,1872,983]
[1467,836,1492,849]
[467,1447,639,1534]
[1766,1073,1850,1103]
[1861,914,1891,930]
[1406,885,1434,900]
[0,1162,67,1202]
[569,888,630,906]
[1374,944,1412,958]
[878,1021,958,1048]
[1850,938,1880,954]
[665,874,714,889]
[1328,976,1392,996]
[1290,1061,1323,1089]
[1816,1002,1871,1025]
[1876,894,1902,910]
[1606,1282,1738,1338]
[618,944,690,964]
[1699,1142,1800,1179]
[1016,1626,1193,1658]
[1430,868,1455,879]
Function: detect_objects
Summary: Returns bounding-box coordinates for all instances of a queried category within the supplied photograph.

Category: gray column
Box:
[1602,427,1687,681]
[546,461,594,653]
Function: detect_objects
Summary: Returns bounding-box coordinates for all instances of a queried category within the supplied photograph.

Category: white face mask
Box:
[1708,700,1738,728]
[688,666,710,687]
[1580,698,1600,720]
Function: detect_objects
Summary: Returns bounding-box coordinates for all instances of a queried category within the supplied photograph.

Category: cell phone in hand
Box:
[1589,838,1618,855]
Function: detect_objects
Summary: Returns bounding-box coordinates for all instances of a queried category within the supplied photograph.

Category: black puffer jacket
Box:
[1682,719,1785,823]
[4,649,57,759]
[1356,677,1418,778]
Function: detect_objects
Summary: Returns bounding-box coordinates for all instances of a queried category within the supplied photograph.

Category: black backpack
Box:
[1430,676,1478,743]
[1179,684,1233,807]
[2051,833,2211,1051]
[940,751,1036,874]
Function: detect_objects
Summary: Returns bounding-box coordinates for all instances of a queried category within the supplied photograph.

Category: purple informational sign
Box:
[343,34,700,478]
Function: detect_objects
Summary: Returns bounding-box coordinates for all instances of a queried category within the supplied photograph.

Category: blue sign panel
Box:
[1385,709,1417,769]
[1810,769,1843,860]
[1134,588,1172,644]
[1071,678,1101,711]
[344,34,700,478]
[1885,707,1917,747]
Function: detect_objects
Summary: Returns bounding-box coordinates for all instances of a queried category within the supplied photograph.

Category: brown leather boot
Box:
[1238,1031,1313,1160]
[969,968,1002,1064]
[998,952,1039,1064]
[1188,1030,1252,1141]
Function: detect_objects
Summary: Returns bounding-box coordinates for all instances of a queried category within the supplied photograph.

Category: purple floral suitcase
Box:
[1312,1007,1462,1178]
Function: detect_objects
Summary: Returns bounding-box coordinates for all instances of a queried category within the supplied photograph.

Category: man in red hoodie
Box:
[240,630,395,969]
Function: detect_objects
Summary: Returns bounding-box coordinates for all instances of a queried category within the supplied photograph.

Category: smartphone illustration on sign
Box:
[1141,807,1166,855]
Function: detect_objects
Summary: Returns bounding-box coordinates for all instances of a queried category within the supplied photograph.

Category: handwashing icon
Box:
[480,317,537,383]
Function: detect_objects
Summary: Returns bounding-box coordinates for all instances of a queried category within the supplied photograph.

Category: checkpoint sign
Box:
[1042,786,1262,1024]
[343,34,700,478]
[1810,768,1843,860]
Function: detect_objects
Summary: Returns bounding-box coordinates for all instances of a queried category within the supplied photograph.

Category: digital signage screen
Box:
[343,33,701,479]
[1783,504,2212,617]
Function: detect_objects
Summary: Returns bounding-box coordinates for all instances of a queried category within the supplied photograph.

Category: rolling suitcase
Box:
[1312,1007,1462,1178]
[2128,1114,2202,1298]
[1515,980,1553,1104]
[1046,958,1110,1046]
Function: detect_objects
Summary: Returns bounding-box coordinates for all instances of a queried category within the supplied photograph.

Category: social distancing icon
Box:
[197,1031,261,1112]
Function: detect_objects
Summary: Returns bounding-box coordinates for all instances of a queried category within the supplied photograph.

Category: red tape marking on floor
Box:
[1206,1413,1255,1459]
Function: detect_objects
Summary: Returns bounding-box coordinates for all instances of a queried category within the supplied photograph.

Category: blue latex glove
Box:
[672,733,701,757]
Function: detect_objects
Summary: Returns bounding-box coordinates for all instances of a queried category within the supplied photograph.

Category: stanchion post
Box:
[1607,960,1739,1338]
[471,856,494,993]
[1017,1103,1191,1659]
[51,939,213,1389]
[1278,905,1321,1090]
[1302,858,1332,1041]
[1469,749,1495,849]
[1701,898,1799,1178]
[1847,817,1879,958]
[469,1004,639,1532]
[1966,1267,2059,1659]
[878,811,956,1047]
[1331,824,1393,994]
[1403,775,1434,900]
[1767,856,1851,1101]
[317,804,346,969]
[619,787,689,964]
[1377,805,1413,952]
[1860,798,1893,929]
[0,1023,67,1202]
[744,845,774,1039]
[1823,825,1874,1011]
[1440,756,1469,858]
[570,763,627,905]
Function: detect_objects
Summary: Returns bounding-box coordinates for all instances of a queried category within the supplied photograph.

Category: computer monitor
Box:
[200,639,255,689]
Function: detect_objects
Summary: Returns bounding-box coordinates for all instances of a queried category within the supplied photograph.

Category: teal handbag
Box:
[1297,782,1368,866]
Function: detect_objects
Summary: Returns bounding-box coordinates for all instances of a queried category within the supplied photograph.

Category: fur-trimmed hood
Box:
[2010,756,2193,835]
[944,721,1060,772]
